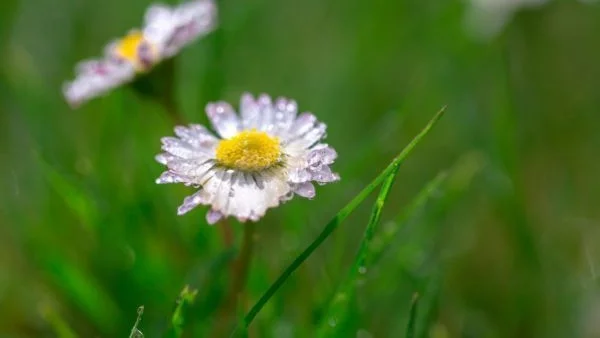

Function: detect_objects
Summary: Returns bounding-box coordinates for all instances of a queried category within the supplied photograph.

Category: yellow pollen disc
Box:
[115,31,145,63]
[215,130,281,172]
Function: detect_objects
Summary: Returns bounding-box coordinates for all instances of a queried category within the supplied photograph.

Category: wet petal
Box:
[271,97,298,136]
[178,190,209,215]
[310,165,340,183]
[156,171,186,184]
[63,60,135,108]
[308,145,337,166]
[294,182,316,199]
[287,123,327,149]
[288,168,312,183]
[240,92,261,129]
[250,94,275,132]
[206,209,223,224]
[206,102,240,138]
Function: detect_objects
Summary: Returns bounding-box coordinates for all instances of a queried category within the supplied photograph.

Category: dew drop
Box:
[358,266,367,274]
[328,317,338,327]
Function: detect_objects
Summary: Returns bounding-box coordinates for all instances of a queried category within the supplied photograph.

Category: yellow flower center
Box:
[115,31,145,63]
[215,130,281,172]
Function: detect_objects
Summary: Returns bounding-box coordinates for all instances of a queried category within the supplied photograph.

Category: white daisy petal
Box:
[287,122,327,150]
[174,124,218,148]
[178,190,209,215]
[156,171,187,184]
[256,94,275,132]
[206,209,224,224]
[206,102,240,138]
[286,113,317,140]
[309,164,340,184]
[63,60,135,108]
[143,5,177,51]
[161,135,215,160]
[307,144,337,166]
[200,169,234,213]
[288,168,312,184]
[154,0,217,57]
[294,182,316,199]
[156,93,339,223]
[155,153,170,165]
[166,159,215,182]
[144,4,173,26]
[75,59,104,74]
[271,97,298,136]
[225,171,291,221]
[240,92,261,129]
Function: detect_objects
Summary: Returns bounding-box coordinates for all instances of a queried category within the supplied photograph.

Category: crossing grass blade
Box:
[316,161,401,336]
[368,171,449,265]
[316,170,448,336]
[239,106,446,329]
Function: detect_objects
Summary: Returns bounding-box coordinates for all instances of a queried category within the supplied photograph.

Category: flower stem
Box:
[229,222,256,310]
[129,58,185,125]
[156,58,184,125]
[212,222,256,335]
[219,218,234,248]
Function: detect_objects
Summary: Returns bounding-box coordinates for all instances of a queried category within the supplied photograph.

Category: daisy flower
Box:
[63,0,217,108]
[155,93,340,224]
[464,0,547,38]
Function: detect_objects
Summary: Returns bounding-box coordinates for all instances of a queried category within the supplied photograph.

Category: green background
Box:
[1,0,600,337]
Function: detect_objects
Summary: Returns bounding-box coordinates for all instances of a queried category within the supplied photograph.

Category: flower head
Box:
[464,0,547,38]
[156,93,340,224]
[63,0,216,108]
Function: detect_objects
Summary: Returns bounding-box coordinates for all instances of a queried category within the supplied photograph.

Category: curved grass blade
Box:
[129,306,145,338]
[240,106,446,329]
[317,170,447,336]
[368,171,448,266]
[36,153,98,232]
[406,293,420,338]
[39,303,77,338]
[317,163,401,336]
[169,285,198,338]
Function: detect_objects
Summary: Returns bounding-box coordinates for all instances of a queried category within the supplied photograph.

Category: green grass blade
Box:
[317,170,447,336]
[368,171,449,266]
[317,163,401,336]
[36,153,98,232]
[39,304,77,338]
[169,285,199,337]
[129,306,145,338]
[241,106,446,328]
[41,253,119,331]
[406,293,420,338]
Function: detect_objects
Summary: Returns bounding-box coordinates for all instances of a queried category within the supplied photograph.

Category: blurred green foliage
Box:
[1,0,600,337]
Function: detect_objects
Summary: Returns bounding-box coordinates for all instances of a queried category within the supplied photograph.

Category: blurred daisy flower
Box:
[156,93,340,224]
[464,0,547,38]
[464,0,596,39]
[63,0,216,108]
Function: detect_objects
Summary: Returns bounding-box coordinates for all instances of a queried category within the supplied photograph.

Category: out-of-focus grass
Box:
[2,0,600,337]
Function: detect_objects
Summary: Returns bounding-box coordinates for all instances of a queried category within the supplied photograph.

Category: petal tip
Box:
[206,209,223,224]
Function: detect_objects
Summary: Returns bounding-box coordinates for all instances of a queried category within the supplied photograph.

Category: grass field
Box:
[2,0,600,337]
